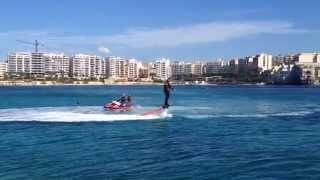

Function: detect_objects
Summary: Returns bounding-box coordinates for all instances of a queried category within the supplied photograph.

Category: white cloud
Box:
[100,21,306,48]
[0,20,315,51]
[98,46,111,54]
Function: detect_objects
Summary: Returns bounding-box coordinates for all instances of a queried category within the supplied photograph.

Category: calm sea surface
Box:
[0,85,320,179]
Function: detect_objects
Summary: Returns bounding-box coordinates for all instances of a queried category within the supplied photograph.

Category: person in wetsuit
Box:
[163,79,173,109]
[116,95,126,106]
[126,96,132,106]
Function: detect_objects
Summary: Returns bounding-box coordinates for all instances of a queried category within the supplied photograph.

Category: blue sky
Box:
[0,0,319,61]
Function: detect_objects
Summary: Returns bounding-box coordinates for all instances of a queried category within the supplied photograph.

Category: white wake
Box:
[0,106,171,122]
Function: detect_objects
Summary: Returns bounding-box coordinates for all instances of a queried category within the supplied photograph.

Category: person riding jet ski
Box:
[104,95,133,111]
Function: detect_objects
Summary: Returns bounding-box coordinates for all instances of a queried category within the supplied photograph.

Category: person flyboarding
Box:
[163,79,173,109]
[142,80,173,115]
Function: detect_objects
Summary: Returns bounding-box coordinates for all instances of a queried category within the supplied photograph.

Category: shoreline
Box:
[0,81,163,86]
[0,80,317,87]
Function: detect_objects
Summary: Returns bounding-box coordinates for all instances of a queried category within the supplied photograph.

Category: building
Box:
[106,56,128,80]
[296,53,318,64]
[229,59,239,75]
[138,62,150,79]
[191,63,203,76]
[71,54,90,79]
[171,61,185,79]
[31,52,45,75]
[295,53,320,83]
[0,62,7,79]
[237,54,272,76]
[184,63,192,75]
[155,58,170,80]
[148,63,157,80]
[105,57,141,80]
[90,55,105,79]
[7,52,45,78]
[253,53,273,72]
[272,63,295,84]
[44,53,70,78]
[273,54,285,66]
[205,60,225,75]
[7,52,31,74]
[127,59,139,80]
[71,54,105,80]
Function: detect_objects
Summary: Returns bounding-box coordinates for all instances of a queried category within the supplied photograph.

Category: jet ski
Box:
[104,96,133,112]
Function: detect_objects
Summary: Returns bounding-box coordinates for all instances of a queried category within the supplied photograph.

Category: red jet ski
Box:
[104,96,133,112]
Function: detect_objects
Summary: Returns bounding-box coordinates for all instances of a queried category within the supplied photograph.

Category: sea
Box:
[0,85,320,179]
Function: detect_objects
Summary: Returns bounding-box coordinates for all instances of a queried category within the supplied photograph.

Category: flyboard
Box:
[142,105,169,116]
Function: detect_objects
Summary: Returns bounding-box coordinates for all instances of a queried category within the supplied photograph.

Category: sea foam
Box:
[0,106,171,122]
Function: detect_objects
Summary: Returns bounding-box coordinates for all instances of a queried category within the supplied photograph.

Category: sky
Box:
[0,0,320,61]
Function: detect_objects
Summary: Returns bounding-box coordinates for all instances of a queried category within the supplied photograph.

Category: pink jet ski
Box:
[104,96,133,112]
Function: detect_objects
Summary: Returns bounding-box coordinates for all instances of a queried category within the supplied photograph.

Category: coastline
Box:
[0,80,317,87]
[0,80,164,86]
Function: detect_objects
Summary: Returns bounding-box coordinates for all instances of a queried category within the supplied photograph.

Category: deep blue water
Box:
[0,85,320,179]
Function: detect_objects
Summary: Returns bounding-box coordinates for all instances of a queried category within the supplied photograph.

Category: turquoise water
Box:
[0,85,320,179]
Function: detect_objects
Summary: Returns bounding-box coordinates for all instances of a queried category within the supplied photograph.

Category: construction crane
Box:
[16,40,44,52]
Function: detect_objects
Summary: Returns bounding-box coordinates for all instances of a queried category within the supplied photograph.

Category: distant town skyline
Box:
[0,0,320,61]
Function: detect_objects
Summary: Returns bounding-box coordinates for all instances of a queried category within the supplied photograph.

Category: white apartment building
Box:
[127,59,139,79]
[7,52,45,75]
[7,52,31,74]
[71,54,105,79]
[71,54,90,79]
[0,62,7,79]
[254,53,273,72]
[295,53,320,82]
[31,52,45,75]
[44,53,70,77]
[106,56,127,79]
[155,58,170,80]
[296,53,319,64]
[90,56,105,79]
[171,61,203,77]
[106,57,140,80]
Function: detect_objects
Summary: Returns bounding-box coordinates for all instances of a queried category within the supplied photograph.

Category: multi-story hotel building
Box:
[155,58,170,80]
[106,56,127,79]
[70,54,90,79]
[127,59,139,80]
[106,57,140,80]
[44,53,70,77]
[90,55,105,79]
[7,52,31,74]
[31,52,45,75]
[71,54,105,80]
[7,52,45,76]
